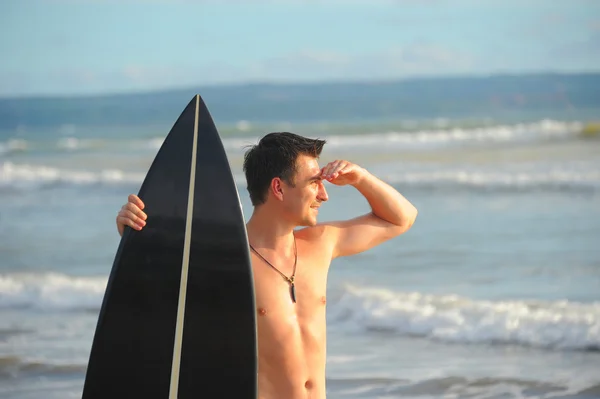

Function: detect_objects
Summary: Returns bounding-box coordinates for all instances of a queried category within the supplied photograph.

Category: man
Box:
[116,132,418,399]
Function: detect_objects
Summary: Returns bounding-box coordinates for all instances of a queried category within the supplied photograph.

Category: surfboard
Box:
[82,95,258,398]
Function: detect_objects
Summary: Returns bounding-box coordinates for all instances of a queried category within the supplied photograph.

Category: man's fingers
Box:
[126,209,146,226]
[124,202,147,220]
[323,160,349,179]
[323,161,335,176]
[115,194,147,235]
[337,162,350,175]
[334,161,348,174]
[117,212,146,230]
[128,194,145,210]
[323,160,344,177]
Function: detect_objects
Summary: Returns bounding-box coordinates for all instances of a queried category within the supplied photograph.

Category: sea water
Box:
[1,115,599,398]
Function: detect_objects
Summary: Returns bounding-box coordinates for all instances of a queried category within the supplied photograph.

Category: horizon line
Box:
[2,70,600,101]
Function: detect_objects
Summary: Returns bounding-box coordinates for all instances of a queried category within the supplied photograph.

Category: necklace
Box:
[249,236,297,303]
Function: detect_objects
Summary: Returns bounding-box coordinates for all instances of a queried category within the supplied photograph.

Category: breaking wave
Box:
[329,285,600,352]
[2,161,598,193]
[2,273,599,352]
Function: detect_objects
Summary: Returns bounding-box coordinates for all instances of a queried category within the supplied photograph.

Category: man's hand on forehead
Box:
[320,160,365,186]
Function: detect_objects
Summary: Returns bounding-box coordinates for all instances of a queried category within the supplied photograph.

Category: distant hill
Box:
[1,73,599,130]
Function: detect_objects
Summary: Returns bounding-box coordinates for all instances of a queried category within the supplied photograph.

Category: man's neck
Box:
[246,206,296,255]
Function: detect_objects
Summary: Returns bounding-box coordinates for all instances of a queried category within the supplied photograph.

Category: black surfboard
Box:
[82,95,257,399]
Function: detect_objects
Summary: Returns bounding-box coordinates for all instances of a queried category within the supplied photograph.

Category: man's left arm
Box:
[321,160,418,259]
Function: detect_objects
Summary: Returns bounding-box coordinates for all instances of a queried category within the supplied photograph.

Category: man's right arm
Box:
[116,194,147,236]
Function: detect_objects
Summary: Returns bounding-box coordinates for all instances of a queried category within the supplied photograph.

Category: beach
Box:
[1,114,599,398]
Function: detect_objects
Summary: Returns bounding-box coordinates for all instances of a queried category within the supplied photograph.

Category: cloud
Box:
[248,42,474,82]
[0,43,476,96]
[547,31,600,63]
[0,65,199,97]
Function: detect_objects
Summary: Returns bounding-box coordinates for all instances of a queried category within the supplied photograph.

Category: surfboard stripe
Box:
[168,95,199,398]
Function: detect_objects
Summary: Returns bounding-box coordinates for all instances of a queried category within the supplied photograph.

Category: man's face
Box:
[282,154,328,226]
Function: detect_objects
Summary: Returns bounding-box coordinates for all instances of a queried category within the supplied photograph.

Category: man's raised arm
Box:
[321,160,418,259]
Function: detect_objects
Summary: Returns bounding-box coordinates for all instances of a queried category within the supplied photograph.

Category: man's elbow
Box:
[395,207,418,235]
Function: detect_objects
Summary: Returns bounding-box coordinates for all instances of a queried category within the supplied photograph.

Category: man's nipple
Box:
[257,308,267,316]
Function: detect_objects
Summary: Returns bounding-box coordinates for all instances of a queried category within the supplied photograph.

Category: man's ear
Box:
[270,177,284,201]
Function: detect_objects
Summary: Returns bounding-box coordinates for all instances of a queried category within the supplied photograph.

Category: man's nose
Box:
[317,181,328,202]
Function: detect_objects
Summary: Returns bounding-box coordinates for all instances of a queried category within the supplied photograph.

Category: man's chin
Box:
[298,216,318,227]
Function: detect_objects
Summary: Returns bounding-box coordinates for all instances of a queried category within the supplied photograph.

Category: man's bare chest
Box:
[251,257,329,317]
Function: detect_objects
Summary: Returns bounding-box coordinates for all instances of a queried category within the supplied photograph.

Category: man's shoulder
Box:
[294,224,336,264]
[295,223,339,243]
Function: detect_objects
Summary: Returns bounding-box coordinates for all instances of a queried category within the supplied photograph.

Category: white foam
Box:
[56,137,81,151]
[2,161,597,192]
[0,273,107,311]
[0,139,28,154]
[329,285,600,351]
[55,137,115,152]
[319,120,582,150]
[141,119,583,153]
[0,161,248,190]
[0,162,145,188]
[381,168,600,191]
[2,274,598,352]
[0,120,585,158]
[147,137,165,150]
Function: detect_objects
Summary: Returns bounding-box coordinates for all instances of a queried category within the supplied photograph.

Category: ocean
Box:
[1,104,599,398]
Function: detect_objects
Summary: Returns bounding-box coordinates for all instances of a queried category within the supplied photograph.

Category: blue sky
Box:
[2,0,599,96]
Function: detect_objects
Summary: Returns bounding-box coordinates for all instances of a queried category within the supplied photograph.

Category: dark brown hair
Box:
[243,132,326,206]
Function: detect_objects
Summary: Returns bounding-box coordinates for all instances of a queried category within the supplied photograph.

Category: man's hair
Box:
[243,132,326,206]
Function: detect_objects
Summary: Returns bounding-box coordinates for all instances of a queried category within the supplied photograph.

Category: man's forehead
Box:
[296,155,321,173]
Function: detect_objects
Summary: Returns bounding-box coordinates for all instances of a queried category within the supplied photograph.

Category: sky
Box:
[1,0,599,97]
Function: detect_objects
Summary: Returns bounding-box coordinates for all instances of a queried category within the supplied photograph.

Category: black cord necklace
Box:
[249,236,297,303]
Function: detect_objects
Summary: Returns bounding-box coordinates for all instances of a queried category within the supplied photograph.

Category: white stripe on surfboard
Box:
[169,95,200,398]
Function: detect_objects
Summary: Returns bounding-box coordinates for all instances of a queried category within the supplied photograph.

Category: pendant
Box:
[290,283,297,303]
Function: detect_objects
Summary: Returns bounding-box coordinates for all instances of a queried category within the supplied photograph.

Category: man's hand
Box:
[116,194,147,236]
[321,160,366,187]
[318,160,418,259]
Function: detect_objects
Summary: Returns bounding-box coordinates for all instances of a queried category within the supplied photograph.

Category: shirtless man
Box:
[116,132,418,399]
